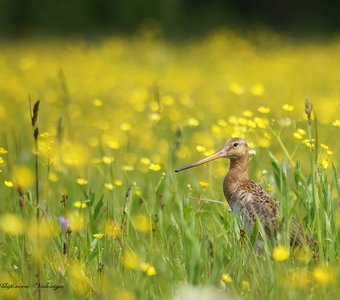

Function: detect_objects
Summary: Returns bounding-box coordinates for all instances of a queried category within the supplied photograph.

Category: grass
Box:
[0,30,339,299]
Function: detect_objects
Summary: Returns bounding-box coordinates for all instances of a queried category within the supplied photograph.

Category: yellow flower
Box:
[0,213,24,235]
[93,233,104,239]
[13,165,34,188]
[320,143,329,150]
[196,145,206,153]
[114,179,123,187]
[149,113,161,122]
[0,147,8,154]
[105,220,121,238]
[327,150,333,155]
[293,132,303,140]
[141,263,157,276]
[122,250,141,270]
[320,158,328,170]
[332,119,340,127]
[284,268,310,288]
[199,181,209,189]
[93,98,103,107]
[250,83,264,95]
[272,245,290,261]
[122,165,134,171]
[115,290,135,300]
[40,132,50,139]
[217,119,227,127]
[243,110,253,118]
[73,201,87,208]
[149,163,161,171]
[257,106,270,114]
[0,157,4,165]
[76,178,88,186]
[48,172,58,182]
[282,104,294,112]
[229,82,245,95]
[120,122,132,131]
[312,266,335,285]
[4,180,14,188]
[297,128,306,135]
[241,280,251,292]
[104,183,114,190]
[132,214,153,233]
[102,156,114,164]
[140,157,151,165]
[221,273,233,283]
[187,117,199,127]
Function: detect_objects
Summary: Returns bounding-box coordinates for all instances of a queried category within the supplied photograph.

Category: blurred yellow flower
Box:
[4,180,14,188]
[141,263,157,276]
[282,104,294,112]
[187,117,199,127]
[326,150,333,155]
[272,245,290,261]
[73,201,87,209]
[243,110,253,118]
[93,233,104,239]
[297,128,306,135]
[114,179,123,186]
[122,250,141,270]
[132,214,153,233]
[0,213,24,235]
[105,220,121,238]
[250,83,264,96]
[217,119,227,127]
[284,268,310,288]
[68,212,85,232]
[120,122,132,131]
[149,163,161,171]
[257,106,270,114]
[102,156,114,164]
[0,147,8,154]
[312,266,335,285]
[0,157,4,165]
[140,157,151,165]
[104,183,114,190]
[199,181,209,189]
[221,273,233,283]
[115,290,135,300]
[13,165,34,188]
[293,132,303,140]
[93,98,103,107]
[320,143,329,150]
[241,280,251,292]
[229,82,245,95]
[332,119,340,127]
[196,145,206,153]
[122,165,134,171]
[149,113,161,122]
[40,132,50,139]
[76,178,88,186]
[320,158,328,170]
[48,172,58,182]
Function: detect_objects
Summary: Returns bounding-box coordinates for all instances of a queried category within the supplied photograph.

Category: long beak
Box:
[175,148,226,172]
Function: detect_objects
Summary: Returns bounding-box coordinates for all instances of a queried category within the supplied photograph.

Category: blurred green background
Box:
[2,0,340,38]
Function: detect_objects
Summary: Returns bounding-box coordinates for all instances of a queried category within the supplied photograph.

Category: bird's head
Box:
[175,137,249,172]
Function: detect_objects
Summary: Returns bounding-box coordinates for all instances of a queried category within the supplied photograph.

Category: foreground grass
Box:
[0,31,339,299]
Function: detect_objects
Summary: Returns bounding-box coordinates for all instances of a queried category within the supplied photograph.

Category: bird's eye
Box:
[233,143,239,147]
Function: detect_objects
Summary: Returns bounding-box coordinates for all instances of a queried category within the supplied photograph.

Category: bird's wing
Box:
[240,180,280,238]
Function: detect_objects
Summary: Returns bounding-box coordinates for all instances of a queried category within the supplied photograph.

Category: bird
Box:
[175,137,313,250]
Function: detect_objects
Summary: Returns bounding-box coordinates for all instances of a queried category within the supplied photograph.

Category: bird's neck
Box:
[224,156,249,191]
[228,156,249,179]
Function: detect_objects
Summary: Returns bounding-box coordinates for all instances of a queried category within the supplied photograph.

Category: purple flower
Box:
[59,216,69,230]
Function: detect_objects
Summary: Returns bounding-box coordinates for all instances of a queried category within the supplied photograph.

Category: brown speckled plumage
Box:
[176,137,313,248]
